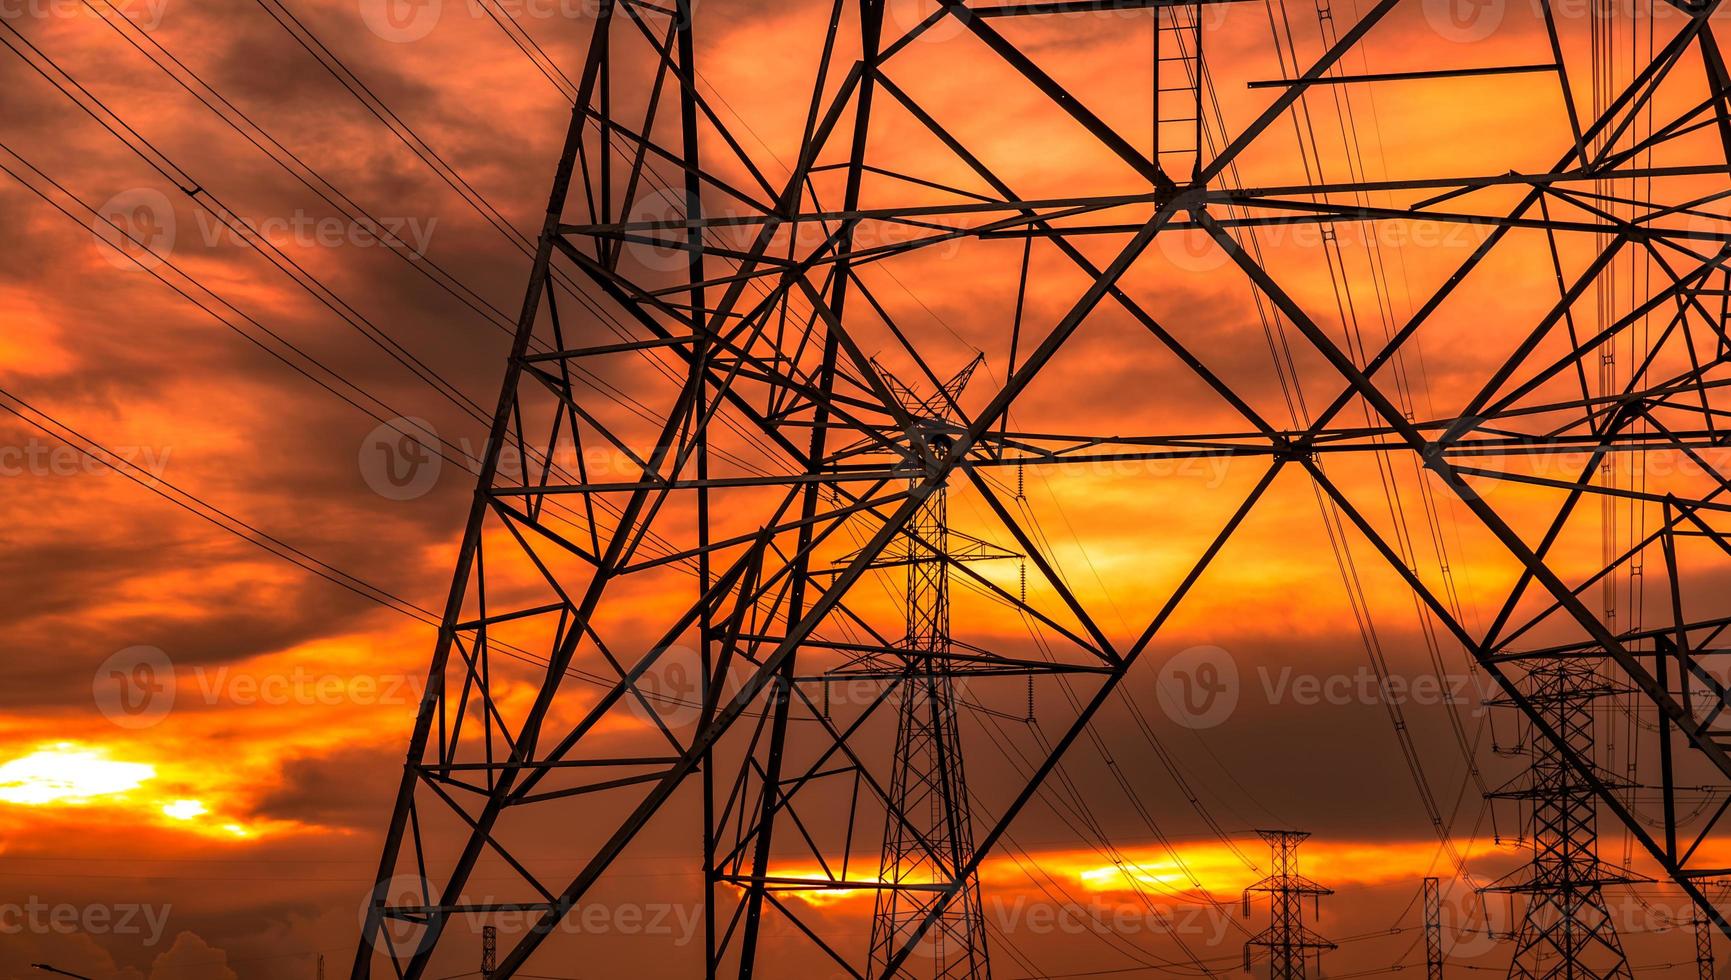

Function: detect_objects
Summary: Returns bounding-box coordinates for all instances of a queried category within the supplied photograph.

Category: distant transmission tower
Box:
[1484,662,1641,979]
[481,926,496,980]
[1696,914,1714,980]
[1243,831,1334,979]
[861,361,997,978]
[1424,877,1444,980]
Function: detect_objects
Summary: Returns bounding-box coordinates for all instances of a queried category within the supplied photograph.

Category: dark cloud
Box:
[249,742,400,829]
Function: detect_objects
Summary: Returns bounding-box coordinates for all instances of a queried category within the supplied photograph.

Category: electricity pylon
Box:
[1425,877,1444,980]
[1483,664,1643,979]
[852,361,1003,978]
[351,0,1731,975]
[1243,831,1334,979]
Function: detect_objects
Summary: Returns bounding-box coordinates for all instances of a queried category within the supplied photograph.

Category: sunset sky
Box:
[4,0,1731,976]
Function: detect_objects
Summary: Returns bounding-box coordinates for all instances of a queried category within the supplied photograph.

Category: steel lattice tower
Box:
[864,365,994,979]
[1485,664,1639,979]
[1243,831,1334,979]
[348,0,1731,975]
[1424,877,1444,980]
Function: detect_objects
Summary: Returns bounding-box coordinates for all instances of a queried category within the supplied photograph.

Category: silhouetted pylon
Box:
[1243,831,1334,980]
[1425,877,1444,980]
[1483,662,1644,979]
[854,358,1006,979]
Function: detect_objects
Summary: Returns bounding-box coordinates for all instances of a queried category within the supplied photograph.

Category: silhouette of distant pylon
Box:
[1244,831,1333,980]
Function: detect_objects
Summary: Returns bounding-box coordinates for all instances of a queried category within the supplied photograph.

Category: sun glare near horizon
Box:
[0,742,155,805]
[0,741,268,840]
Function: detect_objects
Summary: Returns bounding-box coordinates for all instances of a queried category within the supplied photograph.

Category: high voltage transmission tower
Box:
[1692,881,1726,980]
[1484,664,1643,979]
[856,361,1006,979]
[1242,831,1333,979]
[348,0,1731,974]
[1424,877,1444,980]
